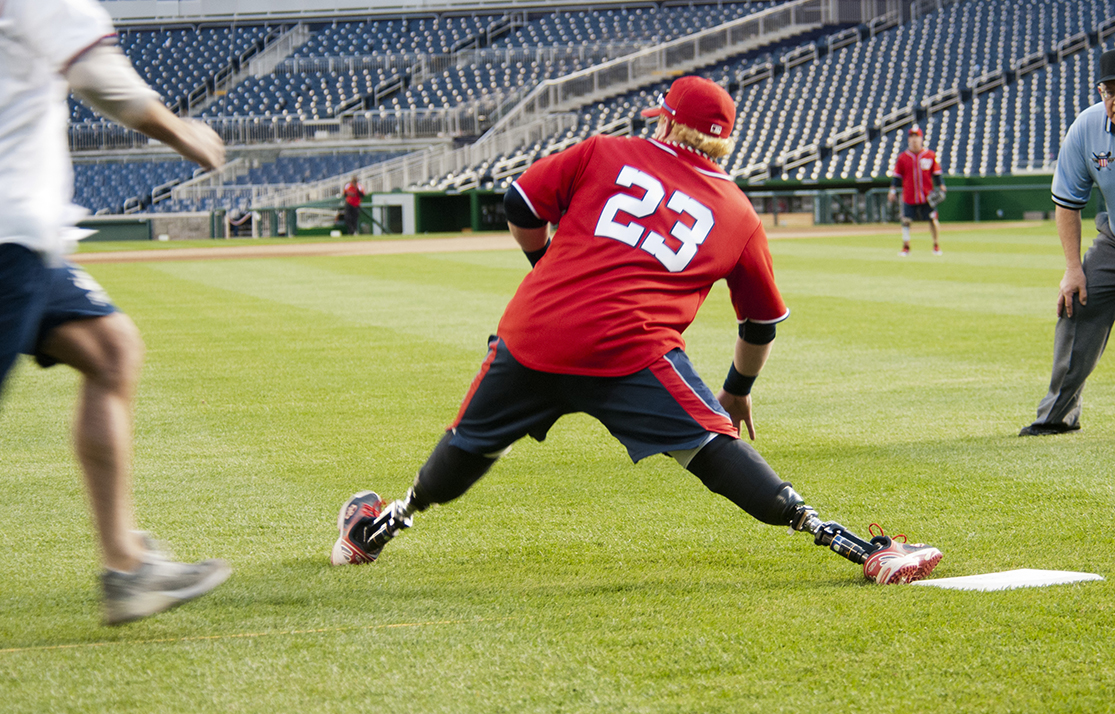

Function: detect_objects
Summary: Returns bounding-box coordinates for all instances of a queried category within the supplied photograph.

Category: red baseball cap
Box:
[641,76,736,137]
[908,125,924,137]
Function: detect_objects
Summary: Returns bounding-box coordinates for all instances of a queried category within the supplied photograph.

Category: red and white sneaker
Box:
[330,491,385,566]
[862,525,943,584]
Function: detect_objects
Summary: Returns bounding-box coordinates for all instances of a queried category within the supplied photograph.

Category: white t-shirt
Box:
[0,0,114,259]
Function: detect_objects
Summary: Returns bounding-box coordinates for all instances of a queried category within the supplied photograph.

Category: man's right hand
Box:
[887,190,897,204]
[133,105,226,172]
[172,118,226,172]
[1058,265,1087,317]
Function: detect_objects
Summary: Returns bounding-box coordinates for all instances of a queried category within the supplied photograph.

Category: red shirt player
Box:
[342,176,364,235]
[889,125,946,256]
[330,76,943,585]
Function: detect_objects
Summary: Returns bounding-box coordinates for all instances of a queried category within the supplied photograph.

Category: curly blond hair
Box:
[667,122,734,159]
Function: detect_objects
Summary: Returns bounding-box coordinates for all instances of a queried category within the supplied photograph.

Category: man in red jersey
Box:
[888,125,946,256]
[330,77,942,585]
[342,175,365,235]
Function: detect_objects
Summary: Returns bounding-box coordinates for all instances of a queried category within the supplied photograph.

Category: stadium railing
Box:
[70,105,494,152]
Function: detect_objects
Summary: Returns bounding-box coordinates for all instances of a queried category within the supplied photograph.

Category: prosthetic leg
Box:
[784,490,878,565]
[685,435,942,582]
[787,489,943,583]
[358,488,420,556]
[354,432,497,557]
[337,434,942,583]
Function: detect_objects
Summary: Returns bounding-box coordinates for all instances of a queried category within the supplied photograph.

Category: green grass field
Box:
[2,222,1114,712]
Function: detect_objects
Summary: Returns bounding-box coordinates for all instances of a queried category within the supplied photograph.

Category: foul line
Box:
[0,617,509,655]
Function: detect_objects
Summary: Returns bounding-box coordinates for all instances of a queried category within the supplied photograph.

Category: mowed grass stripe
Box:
[0,617,511,655]
[772,240,1064,273]
[148,255,523,350]
[774,266,1053,317]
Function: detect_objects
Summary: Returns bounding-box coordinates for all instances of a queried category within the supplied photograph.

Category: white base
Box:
[911,568,1103,592]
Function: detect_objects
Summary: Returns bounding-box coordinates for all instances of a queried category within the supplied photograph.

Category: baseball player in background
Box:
[330,76,943,585]
[342,175,365,235]
[1022,49,1115,436]
[0,0,230,624]
[888,125,946,256]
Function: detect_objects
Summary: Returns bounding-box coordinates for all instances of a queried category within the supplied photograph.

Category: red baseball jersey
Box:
[892,149,942,205]
[499,134,788,377]
[343,182,364,207]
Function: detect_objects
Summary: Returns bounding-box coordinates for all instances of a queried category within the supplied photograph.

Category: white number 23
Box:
[593,165,714,272]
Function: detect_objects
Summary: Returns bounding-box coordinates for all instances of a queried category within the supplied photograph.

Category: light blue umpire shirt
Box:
[1053,102,1115,212]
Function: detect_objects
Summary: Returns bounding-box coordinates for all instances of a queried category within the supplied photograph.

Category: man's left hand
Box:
[717,389,756,440]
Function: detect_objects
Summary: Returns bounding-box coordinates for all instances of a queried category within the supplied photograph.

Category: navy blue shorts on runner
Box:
[902,202,937,222]
[448,337,739,462]
[0,244,117,385]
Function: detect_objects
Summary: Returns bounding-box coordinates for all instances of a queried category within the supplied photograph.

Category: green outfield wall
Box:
[934,175,1101,222]
[746,174,1103,224]
[105,178,1102,241]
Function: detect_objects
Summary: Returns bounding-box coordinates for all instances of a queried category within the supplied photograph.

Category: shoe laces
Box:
[869,523,907,543]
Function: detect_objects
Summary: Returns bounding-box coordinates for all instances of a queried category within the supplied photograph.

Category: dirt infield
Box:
[72,221,1041,264]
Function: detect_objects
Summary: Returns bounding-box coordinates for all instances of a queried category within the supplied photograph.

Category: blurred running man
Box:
[0,0,230,624]
[888,125,946,256]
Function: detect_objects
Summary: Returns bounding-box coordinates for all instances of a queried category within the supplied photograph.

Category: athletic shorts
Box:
[902,203,938,222]
[448,336,739,462]
[0,243,117,385]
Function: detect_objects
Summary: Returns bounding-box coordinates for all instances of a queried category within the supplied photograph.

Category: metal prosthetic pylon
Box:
[361,487,421,553]
[787,497,881,566]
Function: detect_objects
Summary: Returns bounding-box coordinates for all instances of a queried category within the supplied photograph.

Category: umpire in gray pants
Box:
[1023,49,1115,435]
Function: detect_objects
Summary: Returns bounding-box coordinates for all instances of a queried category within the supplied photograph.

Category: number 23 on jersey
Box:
[593,165,716,273]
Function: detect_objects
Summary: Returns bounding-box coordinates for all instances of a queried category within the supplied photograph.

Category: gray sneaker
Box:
[102,552,231,626]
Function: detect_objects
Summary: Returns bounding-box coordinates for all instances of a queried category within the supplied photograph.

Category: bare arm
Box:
[508,223,549,253]
[732,336,773,376]
[129,103,225,171]
[65,42,224,170]
[1056,206,1085,317]
[716,337,774,441]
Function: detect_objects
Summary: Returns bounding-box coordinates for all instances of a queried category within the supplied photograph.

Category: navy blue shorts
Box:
[0,244,117,384]
[448,337,738,462]
[902,203,938,222]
